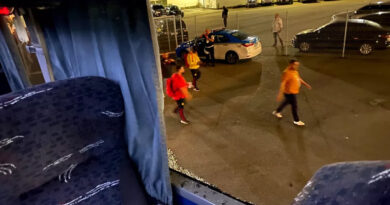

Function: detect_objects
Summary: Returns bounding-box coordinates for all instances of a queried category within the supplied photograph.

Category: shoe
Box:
[180,120,190,125]
[193,87,200,92]
[293,121,305,126]
[272,111,283,119]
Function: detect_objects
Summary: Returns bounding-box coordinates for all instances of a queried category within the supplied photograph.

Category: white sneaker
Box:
[293,121,305,126]
[180,120,190,125]
[193,88,200,92]
[272,111,283,119]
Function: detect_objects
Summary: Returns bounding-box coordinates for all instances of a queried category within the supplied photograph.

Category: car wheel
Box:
[359,43,372,55]
[299,42,310,52]
[225,51,239,64]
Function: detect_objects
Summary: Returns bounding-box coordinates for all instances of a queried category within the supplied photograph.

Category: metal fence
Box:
[153,15,188,53]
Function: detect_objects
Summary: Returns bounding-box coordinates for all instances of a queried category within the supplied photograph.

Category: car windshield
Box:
[231,31,249,40]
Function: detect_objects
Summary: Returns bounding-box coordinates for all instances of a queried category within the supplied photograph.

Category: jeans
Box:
[273,32,283,46]
[276,94,299,121]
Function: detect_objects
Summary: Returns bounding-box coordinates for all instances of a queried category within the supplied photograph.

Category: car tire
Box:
[359,43,373,55]
[299,42,310,52]
[225,51,239,64]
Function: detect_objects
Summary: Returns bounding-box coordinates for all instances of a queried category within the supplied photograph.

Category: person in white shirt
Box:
[272,13,284,47]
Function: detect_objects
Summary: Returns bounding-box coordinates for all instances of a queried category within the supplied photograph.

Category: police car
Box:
[176,29,262,64]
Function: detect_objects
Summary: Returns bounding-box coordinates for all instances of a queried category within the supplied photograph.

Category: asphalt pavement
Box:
[165,1,390,204]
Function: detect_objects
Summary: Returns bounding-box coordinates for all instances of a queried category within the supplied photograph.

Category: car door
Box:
[348,23,380,48]
[213,34,230,60]
[317,23,345,48]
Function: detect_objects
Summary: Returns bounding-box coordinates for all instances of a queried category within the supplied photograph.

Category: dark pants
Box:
[273,32,283,46]
[276,94,299,122]
[190,69,201,88]
[176,98,185,109]
[205,48,215,66]
[223,17,227,27]
[175,98,187,121]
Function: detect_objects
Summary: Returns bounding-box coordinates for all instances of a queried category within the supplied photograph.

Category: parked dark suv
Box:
[152,4,166,17]
[165,5,184,17]
[353,11,390,27]
[293,19,390,55]
[276,0,293,5]
[355,1,390,15]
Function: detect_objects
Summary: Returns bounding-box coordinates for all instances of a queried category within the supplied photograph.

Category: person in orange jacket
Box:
[273,59,312,126]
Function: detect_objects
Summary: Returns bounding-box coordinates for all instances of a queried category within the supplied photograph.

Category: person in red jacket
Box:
[168,64,192,124]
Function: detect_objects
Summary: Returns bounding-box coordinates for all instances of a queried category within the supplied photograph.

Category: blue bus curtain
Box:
[32,1,172,204]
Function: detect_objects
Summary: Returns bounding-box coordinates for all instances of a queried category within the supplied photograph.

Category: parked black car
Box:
[354,1,390,15]
[353,11,390,27]
[165,5,184,17]
[293,19,390,55]
[152,4,166,17]
[276,0,293,5]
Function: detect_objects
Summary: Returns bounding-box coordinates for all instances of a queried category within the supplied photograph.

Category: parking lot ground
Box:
[164,1,390,204]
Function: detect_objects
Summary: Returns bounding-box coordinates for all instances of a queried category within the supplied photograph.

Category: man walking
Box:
[272,13,284,47]
[187,47,202,91]
[222,6,228,28]
[273,59,311,126]
[203,29,215,67]
[167,64,192,124]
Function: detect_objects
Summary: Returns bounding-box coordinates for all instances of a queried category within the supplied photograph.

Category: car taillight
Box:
[242,43,254,47]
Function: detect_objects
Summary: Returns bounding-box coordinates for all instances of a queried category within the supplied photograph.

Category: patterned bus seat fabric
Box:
[0,77,149,205]
[293,161,390,205]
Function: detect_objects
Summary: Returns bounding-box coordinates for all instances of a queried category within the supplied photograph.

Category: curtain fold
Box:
[33,1,172,204]
[0,16,30,91]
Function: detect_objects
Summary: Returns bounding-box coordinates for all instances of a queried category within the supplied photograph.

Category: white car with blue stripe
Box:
[176,29,262,64]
